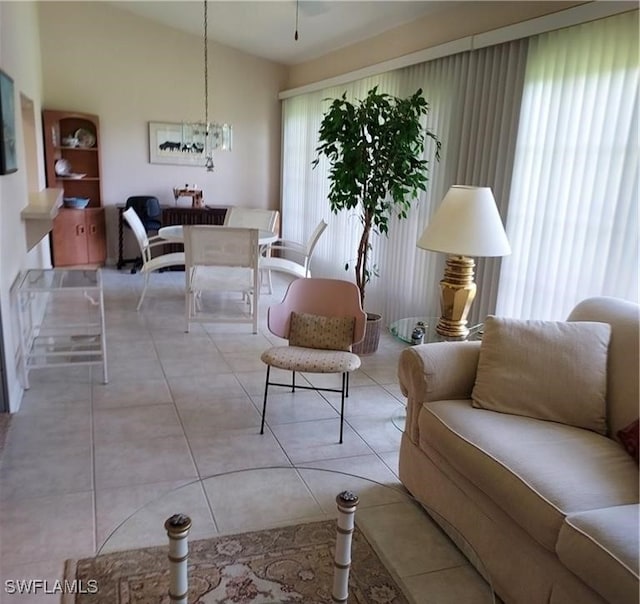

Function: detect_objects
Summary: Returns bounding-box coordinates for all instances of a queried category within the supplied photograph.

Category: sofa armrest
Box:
[398,341,481,443]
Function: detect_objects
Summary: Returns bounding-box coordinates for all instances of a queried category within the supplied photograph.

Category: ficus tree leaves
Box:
[313,87,441,308]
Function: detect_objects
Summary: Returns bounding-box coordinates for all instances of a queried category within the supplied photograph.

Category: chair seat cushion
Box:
[261,346,361,373]
[142,252,185,273]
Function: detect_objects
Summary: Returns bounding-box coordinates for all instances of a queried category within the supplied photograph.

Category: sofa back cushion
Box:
[472,316,611,434]
[567,297,640,440]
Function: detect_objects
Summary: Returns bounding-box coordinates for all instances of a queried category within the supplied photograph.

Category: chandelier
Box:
[185,0,232,172]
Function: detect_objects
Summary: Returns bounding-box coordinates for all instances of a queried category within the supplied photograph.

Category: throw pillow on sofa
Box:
[471,316,611,434]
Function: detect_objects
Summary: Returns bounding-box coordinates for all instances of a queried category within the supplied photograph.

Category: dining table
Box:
[158,225,279,247]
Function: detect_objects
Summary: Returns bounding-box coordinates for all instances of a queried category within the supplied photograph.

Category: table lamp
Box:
[417,185,511,338]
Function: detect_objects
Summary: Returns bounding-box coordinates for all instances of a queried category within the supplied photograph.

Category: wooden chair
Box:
[183,225,260,333]
[122,207,185,310]
[259,278,366,443]
[259,220,328,293]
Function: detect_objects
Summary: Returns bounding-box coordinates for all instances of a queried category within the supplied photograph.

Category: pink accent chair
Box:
[260,278,366,443]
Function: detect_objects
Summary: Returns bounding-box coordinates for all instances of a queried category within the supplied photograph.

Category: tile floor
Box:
[0,268,494,603]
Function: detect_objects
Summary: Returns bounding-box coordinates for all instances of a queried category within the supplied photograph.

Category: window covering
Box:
[282,41,527,323]
[496,12,639,319]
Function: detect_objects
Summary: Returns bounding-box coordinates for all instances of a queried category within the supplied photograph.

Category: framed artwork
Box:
[148,121,207,167]
[0,70,17,175]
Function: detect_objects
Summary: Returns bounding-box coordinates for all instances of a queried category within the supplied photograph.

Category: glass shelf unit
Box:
[15,268,108,388]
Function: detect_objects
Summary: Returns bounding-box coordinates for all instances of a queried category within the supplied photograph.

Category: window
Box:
[496,13,639,319]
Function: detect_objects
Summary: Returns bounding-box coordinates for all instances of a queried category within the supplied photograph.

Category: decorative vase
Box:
[352,313,382,355]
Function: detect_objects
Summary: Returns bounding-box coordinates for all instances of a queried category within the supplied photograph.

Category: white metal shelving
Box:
[15,268,108,388]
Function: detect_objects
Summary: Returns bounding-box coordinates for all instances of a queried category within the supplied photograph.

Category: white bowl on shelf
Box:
[63,197,90,209]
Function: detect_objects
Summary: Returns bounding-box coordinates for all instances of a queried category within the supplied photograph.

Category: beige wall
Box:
[0,1,48,412]
[286,1,583,89]
[38,1,287,263]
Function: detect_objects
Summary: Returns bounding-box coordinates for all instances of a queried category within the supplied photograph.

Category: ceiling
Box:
[109,1,449,65]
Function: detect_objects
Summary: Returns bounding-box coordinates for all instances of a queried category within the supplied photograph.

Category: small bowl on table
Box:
[63,197,90,209]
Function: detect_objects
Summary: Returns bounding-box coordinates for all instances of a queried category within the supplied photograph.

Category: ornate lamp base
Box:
[436,255,477,339]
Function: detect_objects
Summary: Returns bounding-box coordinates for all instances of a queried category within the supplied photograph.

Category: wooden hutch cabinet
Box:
[43,110,107,266]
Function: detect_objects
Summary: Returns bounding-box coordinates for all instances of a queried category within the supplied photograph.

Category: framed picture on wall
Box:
[148,121,207,167]
[0,70,17,175]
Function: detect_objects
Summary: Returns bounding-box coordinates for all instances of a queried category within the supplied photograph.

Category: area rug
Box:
[64,519,410,603]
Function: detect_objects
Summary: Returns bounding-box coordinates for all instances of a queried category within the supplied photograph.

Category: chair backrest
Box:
[125,196,162,230]
[123,207,151,258]
[304,220,328,256]
[184,225,259,269]
[267,278,366,344]
[224,207,279,233]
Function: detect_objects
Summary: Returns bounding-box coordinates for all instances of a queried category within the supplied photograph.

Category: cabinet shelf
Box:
[43,109,106,266]
[56,146,98,152]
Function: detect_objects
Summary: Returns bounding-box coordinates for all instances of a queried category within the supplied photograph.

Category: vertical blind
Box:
[453,41,528,323]
[281,12,638,324]
[496,12,639,319]
[281,40,528,323]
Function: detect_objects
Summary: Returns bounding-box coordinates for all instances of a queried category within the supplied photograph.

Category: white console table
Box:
[15,268,108,388]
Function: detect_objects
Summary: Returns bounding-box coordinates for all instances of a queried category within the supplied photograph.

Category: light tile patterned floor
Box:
[0,268,495,603]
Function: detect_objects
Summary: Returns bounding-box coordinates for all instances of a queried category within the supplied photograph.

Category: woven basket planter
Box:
[352,313,382,355]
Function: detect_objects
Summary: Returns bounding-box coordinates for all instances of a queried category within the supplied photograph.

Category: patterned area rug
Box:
[64,519,409,603]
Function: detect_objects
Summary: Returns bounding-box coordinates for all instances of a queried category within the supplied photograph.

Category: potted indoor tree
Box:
[313,86,441,353]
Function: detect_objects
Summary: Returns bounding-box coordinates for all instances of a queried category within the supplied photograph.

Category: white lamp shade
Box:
[417,185,511,257]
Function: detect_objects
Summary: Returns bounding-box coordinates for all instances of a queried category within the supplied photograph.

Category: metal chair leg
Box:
[339,372,347,444]
[260,366,271,434]
[292,371,296,393]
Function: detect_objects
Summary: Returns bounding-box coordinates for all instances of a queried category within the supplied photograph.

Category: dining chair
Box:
[121,196,163,273]
[259,219,328,294]
[183,225,260,333]
[224,207,280,296]
[259,278,366,443]
[223,207,280,233]
[122,207,185,310]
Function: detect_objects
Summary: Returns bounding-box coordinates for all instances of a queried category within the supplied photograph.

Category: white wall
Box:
[38,1,287,262]
[0,1,48,412]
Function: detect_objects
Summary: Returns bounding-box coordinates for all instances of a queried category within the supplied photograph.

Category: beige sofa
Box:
[398,297,639,604]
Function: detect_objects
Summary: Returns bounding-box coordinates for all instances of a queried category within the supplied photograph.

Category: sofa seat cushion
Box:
[557,504,639,604]
[419,400,639,551]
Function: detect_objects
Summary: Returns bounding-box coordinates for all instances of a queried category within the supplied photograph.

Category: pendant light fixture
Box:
[203,0,214,171]
[186,0,232,173]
